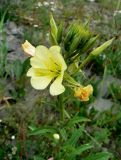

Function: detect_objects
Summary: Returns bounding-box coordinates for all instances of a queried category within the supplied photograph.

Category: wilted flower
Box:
[74,85,93,101]
[22,40,35,56]
[27,45,67,95]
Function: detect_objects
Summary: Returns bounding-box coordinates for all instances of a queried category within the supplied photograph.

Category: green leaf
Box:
[59,128,67,141]
[64,23,76,51]
[22,58,30,75]
[69,34,81,53]
[57,22,63,44]
[50,14,58,42]
[34,156,44,160]
[80,35,98,54]
[68,116,90,127]
[13,60,23,79]
[85,152,113,160]
[0,8,8,31]
[64,126,84,147]
[91,38,114,57]
[28,125,37,131]
[49,31,58,45]
[71,143,93,156]
[74,38,115,73]
[29,127,57,136]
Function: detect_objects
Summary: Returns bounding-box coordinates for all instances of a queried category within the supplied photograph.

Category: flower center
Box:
[49,62,61,77]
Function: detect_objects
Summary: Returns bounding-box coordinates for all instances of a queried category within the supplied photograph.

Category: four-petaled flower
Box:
[74,85,93,101]
[27,45,67,96]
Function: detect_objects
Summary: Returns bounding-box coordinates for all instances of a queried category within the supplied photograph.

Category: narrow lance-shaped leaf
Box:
[64,24,76,50]
[49,32,58,45]
[29,127,57,136]
[69,34,81,53]
[85,152,113,160]
[50,14,58,39]
[70,143,93,156]
[64,126,84,147]
[68,116,90,127]
[57,22,63,44]
[72,35,99,61]
[80,35,99,54]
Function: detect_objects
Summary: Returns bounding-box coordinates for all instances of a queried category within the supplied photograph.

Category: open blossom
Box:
[22,40,35,56]
[27,45,67,96]
[74,85,93,101]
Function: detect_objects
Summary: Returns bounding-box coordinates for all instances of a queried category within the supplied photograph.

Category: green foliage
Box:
[50,14,58,45]
[85,152,113,160]
[29,127,57,136]
[0,10,8,77]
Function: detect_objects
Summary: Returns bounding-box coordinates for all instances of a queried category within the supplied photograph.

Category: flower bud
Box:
[22,40,35,56]
[53,133,60,140]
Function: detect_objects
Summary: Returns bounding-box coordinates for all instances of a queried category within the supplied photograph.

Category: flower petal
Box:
[49,46,67,70]
[74,84,93,101]
[35,45,51,60]
[84,85,93,95]
[30,56,47,69]
[27,67,35,77]
[22,40,35,56]
[50,72,65,96]
[30,45,52,69]
[30,76,53,90]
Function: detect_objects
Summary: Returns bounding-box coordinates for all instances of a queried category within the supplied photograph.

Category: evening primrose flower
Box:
[74,85,93,101]
[22,40,35,56]
[27,45,67,96]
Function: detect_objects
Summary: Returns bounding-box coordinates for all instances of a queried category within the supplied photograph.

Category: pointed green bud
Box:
[73,38,115,75]
[50,14,58,45]
[49,32,58,45]
[90,38,114,56]
[50,14,58,39]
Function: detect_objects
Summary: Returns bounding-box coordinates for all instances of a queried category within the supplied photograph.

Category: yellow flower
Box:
[22,40,35,56]
[74,85,93,101]
[27,45,67,96]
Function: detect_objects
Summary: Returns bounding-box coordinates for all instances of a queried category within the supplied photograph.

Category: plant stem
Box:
[58,95,64,121]
[73,54,93,75]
